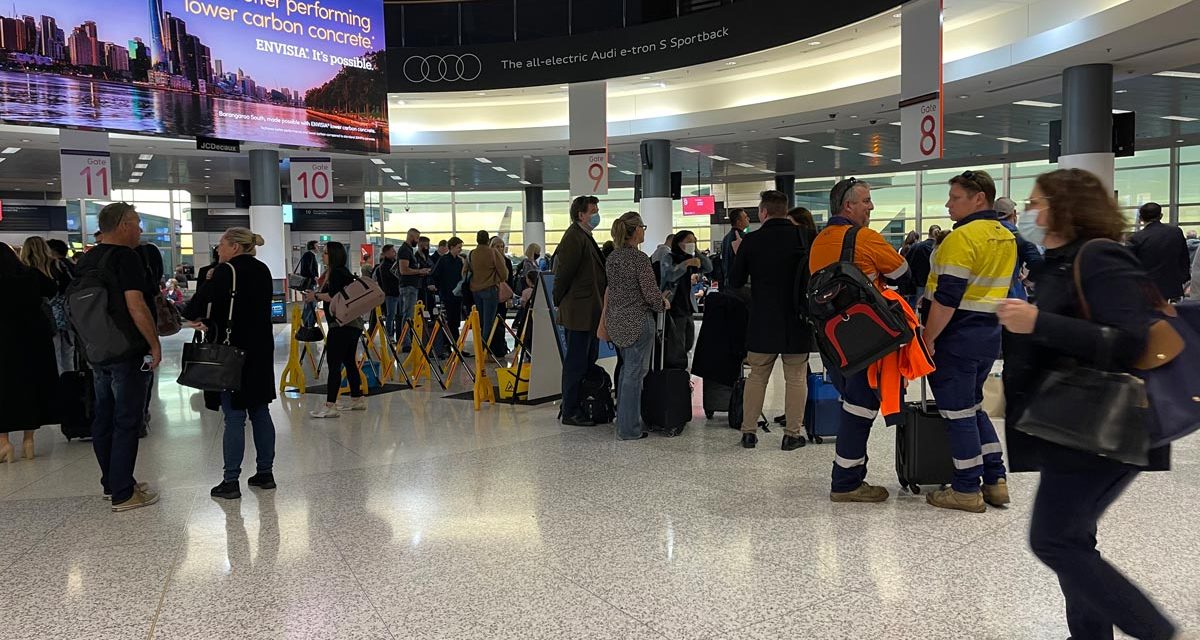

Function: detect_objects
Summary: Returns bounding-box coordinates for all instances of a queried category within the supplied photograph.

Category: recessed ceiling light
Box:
[758,169,775,174]
[19,139,30,143]
[1115,89,1128,94]
[893,12,902,17]
[131,171,143,177]
[128,179,139,183]
[558,85,568,89]
[519,180,532,185]
[476,92,486,96]
[822,145,849,151]
[725,61,736,66]
[948,130,982,136]
[888,122,901,126]
[370,158,386,165]
[849,115,858,119]
[1040,143,1051,147]
[381,168,394,173]
[1,147,21,154]
[390,175,402,180]
[398,182,409,187]
[958,95,969,99]
[1112,109,1131,115]
[779,136,809,144]
[708,155,729,161]
[608,163,617,168]
[735,162,754,168]
[204,186,210,189]
[138,154,153,160]
[852,132,861,136]
[46,181,53,185]
[891,159,903,163]
[1154,71,1200,79]
[655,82,667,88]
[859,152,884,158]
[808,41,821,46]
[475,157,491,163]
[1162,115,1198,122]
[204,158,212,162]
[394,99,406,106]
[996,137,1028,143]
[1178,139,1186,143]
[507,174,521,179]
[640,75,652,80]
[807,160,814,163]
[975,115,985,119]
[0,158,6,164]
[620,170,635,175]
[1013,100,1061,108]
[675,146,700,153]
[492,166,508,171]
[135,163,148,169]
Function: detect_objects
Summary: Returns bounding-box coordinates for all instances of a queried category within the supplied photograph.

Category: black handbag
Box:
[1013,240,1152,466]
[177,263,246,392]
[295,325,325,342]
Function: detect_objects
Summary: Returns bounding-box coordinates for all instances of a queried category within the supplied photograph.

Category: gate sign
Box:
[899,0,944,164]
[569,150,609,196]
[290,157,334,203]
[59,129,112,200]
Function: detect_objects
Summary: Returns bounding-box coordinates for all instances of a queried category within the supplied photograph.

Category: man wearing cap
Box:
[994,196,1043,301]
[809,178,912,503]
[922,170,1017,513]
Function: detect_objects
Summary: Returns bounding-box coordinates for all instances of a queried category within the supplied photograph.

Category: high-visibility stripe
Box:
[954,455,985,470]
[939,406,978,420]
[965,275,1014,289]
[960,299,1002,313]
[885,262,909,279]
[835,454,867,469]
[842,401,878,420]
[982,442,1004,456]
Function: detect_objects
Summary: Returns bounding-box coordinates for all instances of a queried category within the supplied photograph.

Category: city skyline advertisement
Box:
[0,0,389,153]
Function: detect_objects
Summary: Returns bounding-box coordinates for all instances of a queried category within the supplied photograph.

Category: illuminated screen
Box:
[0,0,388,153]
[681,195,715,216]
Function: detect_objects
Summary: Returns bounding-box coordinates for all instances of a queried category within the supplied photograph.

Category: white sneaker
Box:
[310,404,340,419]
[347,396,368,411]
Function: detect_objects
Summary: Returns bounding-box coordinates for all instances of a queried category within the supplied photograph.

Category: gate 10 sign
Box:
[290,157,334,203]
[60,150,112,200]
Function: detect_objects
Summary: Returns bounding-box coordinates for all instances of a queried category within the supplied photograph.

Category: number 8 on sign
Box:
[920,114,937,156]
[588,162,604,191]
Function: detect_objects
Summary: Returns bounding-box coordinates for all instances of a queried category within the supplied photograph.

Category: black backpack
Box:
[67,248,148,366]
[807,226,912,375]
[579,365,614,424]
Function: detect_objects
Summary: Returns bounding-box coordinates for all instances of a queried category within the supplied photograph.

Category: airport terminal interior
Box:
[1,0,1200,638]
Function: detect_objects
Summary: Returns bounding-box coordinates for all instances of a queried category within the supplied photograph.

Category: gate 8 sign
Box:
[901,97,942,164]
[60,150,112,200]
[290,157,334,203]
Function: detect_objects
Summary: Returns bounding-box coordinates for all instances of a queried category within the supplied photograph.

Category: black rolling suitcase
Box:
[642,313,692,437]
[58,355,95,441]
[703,380,733,420]
[896,379,955,494]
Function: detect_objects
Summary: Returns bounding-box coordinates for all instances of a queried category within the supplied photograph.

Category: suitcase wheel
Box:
[813,436,824,444]
[910,484,921,495]
[705,411,715,420]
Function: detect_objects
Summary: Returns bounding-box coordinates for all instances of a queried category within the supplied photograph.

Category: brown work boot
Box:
[830,482,890,503]
[926,487,986,513]
[982,478,1011,507]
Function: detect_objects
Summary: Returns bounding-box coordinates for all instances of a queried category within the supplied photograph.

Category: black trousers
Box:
[1029,465,1175,640]
[325,326,363,403]
[560,328,599,419]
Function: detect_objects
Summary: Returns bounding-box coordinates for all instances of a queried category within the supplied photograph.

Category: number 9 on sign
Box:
[588,162,604,191]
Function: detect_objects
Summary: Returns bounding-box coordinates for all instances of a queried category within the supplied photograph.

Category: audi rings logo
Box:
[403,54,482,83]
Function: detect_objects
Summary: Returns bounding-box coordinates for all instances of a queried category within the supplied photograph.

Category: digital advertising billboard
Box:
[0,0,388,153]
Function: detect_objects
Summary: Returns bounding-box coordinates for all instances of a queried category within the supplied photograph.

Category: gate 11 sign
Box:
[290,157,334,203]
[60,150,112,200]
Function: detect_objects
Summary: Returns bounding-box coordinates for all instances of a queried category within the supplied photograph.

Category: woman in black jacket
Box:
[305,241,365,418]
[0,243,58,462]
[998,169,1180,640]
[658,230,712,370]
[182,228,277,500]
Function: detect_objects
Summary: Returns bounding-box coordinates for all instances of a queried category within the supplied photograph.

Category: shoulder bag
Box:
[288,254,310,291]
[1013,240,1152,465]
[177,262,246,392]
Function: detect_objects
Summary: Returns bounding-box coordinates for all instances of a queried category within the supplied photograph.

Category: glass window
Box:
[456,203,522,237]
[1113,166,1169,209]
[1180,163,1200,205]
[1178,207,1200,225]
[1115,147,1170,168]
[1181,145,1200,164]
[1010,159,1057,178]
[383,204,453,236]
[462,0,515,45]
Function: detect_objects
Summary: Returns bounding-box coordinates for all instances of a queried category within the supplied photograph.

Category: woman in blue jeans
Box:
[599,212,667,440]
[184,227,278,500]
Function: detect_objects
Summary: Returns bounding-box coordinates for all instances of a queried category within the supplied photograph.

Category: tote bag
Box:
[178,263,246,392]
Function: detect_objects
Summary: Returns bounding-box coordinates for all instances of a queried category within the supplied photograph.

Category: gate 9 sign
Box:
[290,157,334,203]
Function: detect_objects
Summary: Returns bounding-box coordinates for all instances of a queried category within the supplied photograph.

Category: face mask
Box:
[1018,210,1047,246]
[588,212,601,230]
[682,243,696,256]
[533,253,540,260]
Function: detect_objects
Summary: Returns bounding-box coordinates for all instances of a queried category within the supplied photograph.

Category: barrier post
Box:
[468,308,496,411]
[279,304,307,393]
[401,301,431,385]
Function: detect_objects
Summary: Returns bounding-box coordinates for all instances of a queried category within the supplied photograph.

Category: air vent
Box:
[1113,38,1199,62]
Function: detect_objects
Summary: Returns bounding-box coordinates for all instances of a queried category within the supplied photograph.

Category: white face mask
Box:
[682,243,696,256]
[1018,210,1047,246]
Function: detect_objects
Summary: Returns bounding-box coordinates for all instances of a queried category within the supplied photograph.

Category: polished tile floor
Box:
[2,329,1198,639]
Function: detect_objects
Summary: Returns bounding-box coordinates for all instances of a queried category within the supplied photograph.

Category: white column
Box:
[249,205,286,279]
[524,221,546,251]
[641,198,673,257]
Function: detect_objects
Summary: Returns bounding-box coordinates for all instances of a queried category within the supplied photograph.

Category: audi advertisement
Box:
[0,0,388,153]
[387,0,900,92]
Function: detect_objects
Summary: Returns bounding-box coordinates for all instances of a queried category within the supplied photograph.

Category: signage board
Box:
[0,0,388,153]
[196,136,240,154]
[569,151,608,196]
[899,0,944,164]
[60,130,112,200]
[289,157,333,203]
[682,195,715,216]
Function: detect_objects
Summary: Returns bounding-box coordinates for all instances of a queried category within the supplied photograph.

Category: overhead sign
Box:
[568,82,608,196]
[59,130,111,200]
[196,136,241,154]
[0,0,388,153]
[388,0,899,92]
[900,0,944,164]
[682,196,716,216]
[289,157,333,203]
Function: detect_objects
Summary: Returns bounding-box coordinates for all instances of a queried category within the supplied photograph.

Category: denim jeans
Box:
[91,360,152,503]
[561,328,600,419]
[616,316,655,440]
[383,295,400,341]
[220,392,276,483]
[397,286,419,348]
[474,286,500,351]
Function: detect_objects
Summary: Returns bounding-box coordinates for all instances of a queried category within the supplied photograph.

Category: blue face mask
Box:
[588,212,601,230]
[1018,210,1047,246]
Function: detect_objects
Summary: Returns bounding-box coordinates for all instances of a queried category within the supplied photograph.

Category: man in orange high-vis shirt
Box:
[810,178,912,503]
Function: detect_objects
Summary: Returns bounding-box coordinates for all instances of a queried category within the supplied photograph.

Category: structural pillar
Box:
[249,149,286,279]
[775,174,796,209]
[524,186,546,252]
[639,139,672,256]
[1060,64,1115,192]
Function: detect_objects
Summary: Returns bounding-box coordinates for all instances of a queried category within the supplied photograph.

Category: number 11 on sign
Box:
[60,152,112,200]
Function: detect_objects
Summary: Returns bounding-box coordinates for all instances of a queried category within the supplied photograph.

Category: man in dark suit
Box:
[552,195,607,427]
[729,190,812,451]
[1129,202,1190,301]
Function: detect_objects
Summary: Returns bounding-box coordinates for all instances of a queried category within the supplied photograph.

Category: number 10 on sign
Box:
[290,158,334,203]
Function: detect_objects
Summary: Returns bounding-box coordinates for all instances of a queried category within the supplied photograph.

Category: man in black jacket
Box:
[729,190,812,451]
[1129,202,1190,301]
[298,240,321,326]
[374,244,402,341]
[904,225,940,302]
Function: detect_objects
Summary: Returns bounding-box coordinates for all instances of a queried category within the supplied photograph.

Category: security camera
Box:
[828,113,838,119]
[869,119,878,125]
[405,206,411,213]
